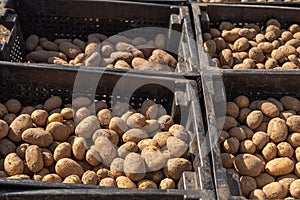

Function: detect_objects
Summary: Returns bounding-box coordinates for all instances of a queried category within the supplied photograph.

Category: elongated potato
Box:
[55,158,84,178]
[25,145,44,172]
[22,128,53,147]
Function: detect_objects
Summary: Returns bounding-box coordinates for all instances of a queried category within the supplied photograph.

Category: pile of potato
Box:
[0,96,193,189]
[203,19,300,69]
[220,95,300,199]
[25,32,177,72]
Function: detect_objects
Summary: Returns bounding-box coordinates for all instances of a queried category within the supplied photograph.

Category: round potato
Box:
[252,131,269,150]
[166,136,188,158]
[233,154,264,177]
[159,178,175,189]
[110,158,124,177]
[267,117,288,143]
[223,137,239,154]
[240,140,256,154]
[277,174,298,191]
[55,158,84,178]
[97,109,112,128]
[74,107,90,124]
[163,158,192,180]
[246,110,263,130]
[262,142,277,162]
[53,142,72,161]
[116,176,136,189]
[124,153,146,181]
[158,115,174,131]
[72,136,87,161]
[86,148,101,167]
[221,153,234,168]
[94,136,117,166]
[41,148,54,167]
[249,189,266,200]
[262,182,287,199]
[255,172,275,189]
[280,96,300,112]
[228,127,247,141]
[240,176,257,197]
[109,117,129,137]
[8,114,33,142]
[82,170,98,185]
[138,179,158,189]
[4,153,24,176]
[75,116,100,139]
[42,173,62,183]
[0,120,8,139]
[63,174,82,184]
[290,179,300,199]
[31,109,49,127]
[43,96,62,112]
[122,128,148,143]
[46,122,69,141]
[287,133,300,148]
[5,99,22,114]
[118,141,138,159]
[100,177,116,187]
[277,142,294,158]
[286,115,300,132]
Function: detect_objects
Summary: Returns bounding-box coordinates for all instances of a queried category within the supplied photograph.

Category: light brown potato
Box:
[97,168,114,180]
[8,114,33,142]
[31,109,49,127]
[214,37,226,53]
[265,31,277,42]
[296,147,300,162]
[233,154,264,177]
[4,153,24,176]
[221,30,239,43]
[233,37,249,52]
[246,110,263,130]
[122,128,148,143]
[114,60,131,69]
[25,145,44,173]
[168,124,188,142]
[277,174,298,191]
[118,141,138,159]
[223,137,239,154]
[43,96,62,112]
[63,174,82,184]
[228,127,247,141]
[116,176,137,189]
[277,142,294,158]
[287,133,300,148]
[138,179,158,189]
[97,109,112,129]
[63,120,75,135]
[221,153,234,168]
[137,139,157,152]
[219,49,233,67]
[260,101,279,118]
[249,47,264,63]
[110,158,124,177]
[22,128,53,147]
[158,115,174,131]
[72,136,87,161]
[267,117,288,143]
[124,153,146,181]
[82,170,98,185]
[15,143,29,159]
[282,62,298,69]
[262,142,277,162]
[163,158,192,180]
[41,148,54,167]
[280,110,296,121]
[295,162,300,177]
[93,129,119,146]
[255,172,275,189]
[55,158,84,178]
[249,189,266,200]
[148,49,177,69]
[265,157,294,176]
[20,106,35,115]
[290,179,300,199]
[42,173,62,182]
[166,136,188,158]
[26,34,39,52]
[159,178,175,189]
[100,177,117,187]
[47,113,63,123]
[286,115,300,133]
[86,148,101,167]
[219,131,229,143]
[240,176,257,197]
[144,120,160,136]
[110,52,133,63]
[8,174,30,180]
[241,126,254,139]
[240,140,256,154]
[74,107,90,124]
[252,131,269,150]
[152,132,170,148]
[262,182,287,199]
[204,40,216,57]
[0,120,8,139]
[126,113,146,129]
[77,160,92,172]
[94,136,117,166]
[46,122,69,141]
[53,142,72,161]
[75,116,100,139]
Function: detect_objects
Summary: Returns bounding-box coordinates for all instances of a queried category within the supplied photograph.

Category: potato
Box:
[63,174,82,184]
[286,115,300,133]
[239,27,257,39]
[260,101,279,118]
[280,110,296,121]
[75,116,100,139]
[53,142,71,161]
[226,102,239,118]
[296,147,300,162]
[81,170,97,185]
[144,170,164,184]
[0,119,8,139]
[277,174,298,191]
[248,47,264,63]
[277,142,294,158]
[43,96,62,112]
[26,51,67,62]
[267,117,288,143]
[142,149,166,172]
[110,52,133,63]
[25,145,44,172]
[26,34,39,51]
[255,172,275,188]
[148,49,177,69]
[15,143,29,159]
[219,49,233,67]
[71,136,87,161]
[287,133,300,148]
[47,113,63,123]
[238,108,251,123]
[265,157,294,176]
[158,115,174,131]
[240,176,257,197]
[118,142,138,159]
[86,148,101,167]
[163,158,192,180]
[74,107,90,123]
[221,153,234,168]
[265,31,277,42]
[116,176,137,189]
[77,160,92,172]
[204,40,216,57]
[97,109,112,129]
[233,37,249,52]
[138,179,157,189]
[221,31,239,42]
[42,174,62,182]
[30,109,48,127]
[4,153,24,176]
[88,33,107,42]
[72,97,91,108]
[20,106,35,115]
[94,136,117,166]
[228,127,247,141]
[22,128,53,147]
[59,42,82,59]
[159,178,175,189]
[0,103,8,118]
[33,168,50,181]
[290,179,300,199]
[132,57,149,69]
[132,37,147,46]
[282,62,298,69]
[114,60,131,69]
[41,41,58,51]
[46,122,69,141]
[151,132,169,148]
[54,39,72,45]
[60,107,73,120]
[295,162,300,177]
[112,102,131,117]
[8,114,33,142]
[55,158,84,178]
[97,168,113,180]
[280,96,300,111]
[262,182,287,199]
[124,153,146,181]
[246,110,263,130]
[99,177,116,187]
[249,189,266,200]
[63,120,75,135]
[214,37,226,53]
[240,140,256,154]
[223,137,240,154]
[41,148,54,167]
[110,158,124,177]
[261,142,277,162]
[72,38,86,51]
[122,128,148,143]
[252,131,269,150]
[144,120,160,136]
[166,136,188,158]
[233,154,264,177]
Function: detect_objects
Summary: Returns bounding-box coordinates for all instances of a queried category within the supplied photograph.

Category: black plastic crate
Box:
[0,62,214,199]
[3,0,199,78]
[191,3,300,71]
[201,69,300,199]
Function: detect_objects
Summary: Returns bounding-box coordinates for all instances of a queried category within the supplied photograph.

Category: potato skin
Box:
[0,120,8,139]
[233,154,264,177]
[63,174,82,184]
[100,177,117,187]
[255,173,275,188]
[138,179,158,189]
[116,176,137,189]
[8,114,33,142]
[4,153,24,176]
[31,109,49,127]
[262,182,287,199]
[163,158,192,180]
[265,157,294,176]
[246,110,263,130]
[94,136,117,166]
[72,137,87,161]
[46,122,69,141]
[267,117,288,143]
[55,158,84,178]
[22,128,53,147]
[42,174,62,182]
[240,176,257,197]
[44,96,62,112]
[124,153,146,181]
[81,170,98,185]
[75,116,100,139]
[290,179,300,199]
[53,142,72,161]
[25,145,44,173]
